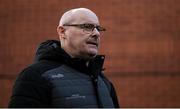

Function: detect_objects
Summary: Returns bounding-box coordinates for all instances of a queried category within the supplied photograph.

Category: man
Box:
[8,8,119,108]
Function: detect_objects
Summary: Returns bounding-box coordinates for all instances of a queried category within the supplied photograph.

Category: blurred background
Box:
[0,0,180,107]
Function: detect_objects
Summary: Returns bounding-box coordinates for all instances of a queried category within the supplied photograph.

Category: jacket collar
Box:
[35,40,105,76]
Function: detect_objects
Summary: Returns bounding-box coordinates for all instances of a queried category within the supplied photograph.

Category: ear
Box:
[57,26,66,38]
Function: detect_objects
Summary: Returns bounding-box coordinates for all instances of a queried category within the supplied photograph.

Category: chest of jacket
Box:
[42,65,114,108]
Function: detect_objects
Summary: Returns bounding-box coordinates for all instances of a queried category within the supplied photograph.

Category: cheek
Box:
[77,38,87,48]
[67,32,87,48]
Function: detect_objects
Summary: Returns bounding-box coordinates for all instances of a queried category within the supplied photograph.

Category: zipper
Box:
[91,75,103,108]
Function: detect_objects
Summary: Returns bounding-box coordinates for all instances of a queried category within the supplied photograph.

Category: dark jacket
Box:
[8,40,119,108]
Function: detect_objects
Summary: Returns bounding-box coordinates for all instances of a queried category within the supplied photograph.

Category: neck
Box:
[61,46,96,61]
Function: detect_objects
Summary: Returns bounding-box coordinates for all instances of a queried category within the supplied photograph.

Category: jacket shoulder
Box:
[8,60,62,107]
[16,60,61,82]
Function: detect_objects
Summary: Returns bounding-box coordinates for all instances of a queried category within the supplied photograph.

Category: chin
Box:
[87,50,98,57]
[80,47,98,60]
[84,54,97,60]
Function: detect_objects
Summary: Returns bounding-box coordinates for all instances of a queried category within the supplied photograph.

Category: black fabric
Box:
[8,40,120,108]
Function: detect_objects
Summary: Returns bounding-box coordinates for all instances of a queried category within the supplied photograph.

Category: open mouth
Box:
[86,41,98,46]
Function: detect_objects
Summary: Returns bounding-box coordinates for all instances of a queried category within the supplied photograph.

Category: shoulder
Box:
[16,60,62,83]
[9,60,62,107]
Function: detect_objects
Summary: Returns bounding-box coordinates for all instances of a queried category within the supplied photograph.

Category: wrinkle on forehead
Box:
[59,8,99,26]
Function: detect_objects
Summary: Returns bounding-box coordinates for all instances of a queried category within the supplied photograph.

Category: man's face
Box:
[63,14,102,59]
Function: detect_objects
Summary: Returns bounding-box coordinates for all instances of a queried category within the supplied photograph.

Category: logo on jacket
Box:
[66,94,86,100]
[51,73,64,78]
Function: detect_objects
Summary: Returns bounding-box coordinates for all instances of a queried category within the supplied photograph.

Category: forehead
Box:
[71,10,100,25]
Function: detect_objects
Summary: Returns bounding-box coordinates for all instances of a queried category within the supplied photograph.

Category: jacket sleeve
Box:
[109,82,120,108]
[8,67,51,108]
[100,72,120,108]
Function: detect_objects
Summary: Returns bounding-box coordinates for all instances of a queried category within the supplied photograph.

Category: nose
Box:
[91,28,100,36]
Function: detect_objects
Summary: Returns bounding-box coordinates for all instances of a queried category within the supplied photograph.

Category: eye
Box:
[83,24,94,29]
[97,26,106,31]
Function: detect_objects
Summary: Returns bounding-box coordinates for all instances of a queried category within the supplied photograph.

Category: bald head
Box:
[57,8,102,60]
[58,8,99,26]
